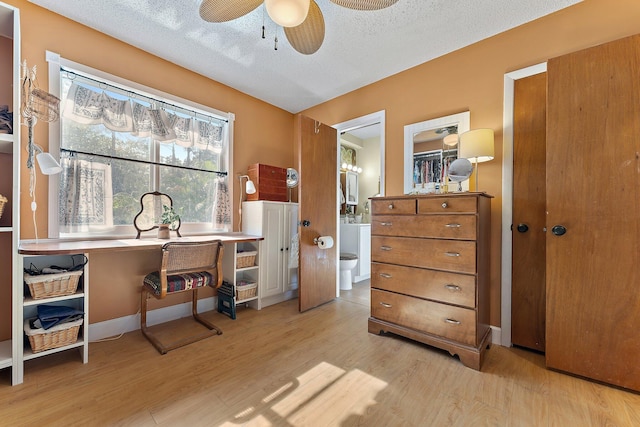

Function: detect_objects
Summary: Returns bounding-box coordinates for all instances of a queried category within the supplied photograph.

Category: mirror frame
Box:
[403,111,470,194]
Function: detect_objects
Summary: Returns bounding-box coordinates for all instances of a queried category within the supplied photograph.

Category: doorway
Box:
[501,63,547,347]
[333,111,386,297]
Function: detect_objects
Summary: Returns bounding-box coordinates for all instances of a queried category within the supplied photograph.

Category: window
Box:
[46,52,234,238]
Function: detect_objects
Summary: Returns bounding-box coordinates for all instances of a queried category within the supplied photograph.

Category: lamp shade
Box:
[458,128,494,163]
[265,0,310,27]
[36,152,62,175]
[245,179,256,194]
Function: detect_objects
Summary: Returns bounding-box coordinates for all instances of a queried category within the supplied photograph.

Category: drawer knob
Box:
[379,302,392,308]
[379,273,392,278]
[444,284,461,292]
[445,318,461,325]
[445,223,461,228]
[444,252,460,257]
[380,222,393,226]
[388,203,394,210]
[441,202,448,209]
[380,246,392,251]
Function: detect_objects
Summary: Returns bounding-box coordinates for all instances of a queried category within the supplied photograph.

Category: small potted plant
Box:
[158,205,180,239]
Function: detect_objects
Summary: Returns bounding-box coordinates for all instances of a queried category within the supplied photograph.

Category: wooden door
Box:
[511,73,547,352]
[546,35,640,391]
[297,115,337,311]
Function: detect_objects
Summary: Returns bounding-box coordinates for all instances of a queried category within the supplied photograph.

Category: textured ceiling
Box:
[29,0,581,113]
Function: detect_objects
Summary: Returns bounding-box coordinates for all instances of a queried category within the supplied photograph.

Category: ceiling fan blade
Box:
[199,0,263,23]
[329,0,398,10]
[284,0,325,55]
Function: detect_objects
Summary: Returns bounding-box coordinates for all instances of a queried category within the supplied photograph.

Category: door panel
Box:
[511,72,547,352]
[546,35,640,391]
[262,203,284,298]
[297,115,337,312]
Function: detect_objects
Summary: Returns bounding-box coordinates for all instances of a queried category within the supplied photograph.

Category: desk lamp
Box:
[238,174,256,230]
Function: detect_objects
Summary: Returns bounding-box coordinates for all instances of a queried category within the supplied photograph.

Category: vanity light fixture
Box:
[459,128,494,191]
[340,163,363,174]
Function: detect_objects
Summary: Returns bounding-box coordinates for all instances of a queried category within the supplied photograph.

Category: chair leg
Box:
[192,288,223,335]
[140,287,223,355]
[140,287,168,355]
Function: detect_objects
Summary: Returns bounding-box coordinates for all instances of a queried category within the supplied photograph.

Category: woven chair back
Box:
[161,240,222,275]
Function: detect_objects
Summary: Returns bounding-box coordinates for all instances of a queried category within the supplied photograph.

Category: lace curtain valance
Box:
[62,82,224,152]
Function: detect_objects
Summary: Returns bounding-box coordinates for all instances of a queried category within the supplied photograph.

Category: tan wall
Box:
[301,0,640,326]
[7,0,296,323]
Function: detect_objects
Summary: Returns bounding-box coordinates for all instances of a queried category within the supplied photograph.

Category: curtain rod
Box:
[60,148,228,176]
[60,67,228,124]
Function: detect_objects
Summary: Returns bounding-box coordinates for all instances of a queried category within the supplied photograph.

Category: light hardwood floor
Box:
[1,281,639,426]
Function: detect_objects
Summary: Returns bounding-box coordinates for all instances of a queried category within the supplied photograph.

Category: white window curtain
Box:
[59,156,114,233]
[212,176,231,229]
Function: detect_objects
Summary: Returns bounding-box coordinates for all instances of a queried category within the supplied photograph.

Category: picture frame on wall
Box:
[345,171,358,205]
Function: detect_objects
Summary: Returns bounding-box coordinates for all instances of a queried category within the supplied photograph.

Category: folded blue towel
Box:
[36,305,84,330]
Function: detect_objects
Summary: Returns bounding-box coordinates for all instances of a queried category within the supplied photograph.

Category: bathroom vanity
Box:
[368,193,491,370]
[339,223,371,282]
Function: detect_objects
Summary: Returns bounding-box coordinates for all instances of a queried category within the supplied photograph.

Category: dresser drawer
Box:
[371,198,416,215]
[371,236,476,274]
[418,196,478,214]
[371,289,476,346]
[372,214,476,240]
[371,262,476,308]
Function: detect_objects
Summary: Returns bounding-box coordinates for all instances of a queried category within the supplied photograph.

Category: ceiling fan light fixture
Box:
[265,0,310,27]
[443,133,459,147]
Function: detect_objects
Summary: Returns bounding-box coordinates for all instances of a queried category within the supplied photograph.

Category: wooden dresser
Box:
[368,193,492,370]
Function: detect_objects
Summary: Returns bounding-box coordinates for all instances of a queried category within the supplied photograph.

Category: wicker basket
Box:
[236,281,257,300]
[24,270,83,300]
[0,194,6,220]
[236,251,257,269]
[24,318,83,353]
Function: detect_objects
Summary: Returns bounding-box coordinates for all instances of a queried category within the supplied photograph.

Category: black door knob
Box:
[516,223,529,233]
[302,220,310,227]
[551,225,567,236]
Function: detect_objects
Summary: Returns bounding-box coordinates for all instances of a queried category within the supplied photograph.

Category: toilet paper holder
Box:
[313,235,334,249]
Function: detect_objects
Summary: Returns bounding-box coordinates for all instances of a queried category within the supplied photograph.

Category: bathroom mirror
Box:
[345,171,358,205]
[403,111,470,194]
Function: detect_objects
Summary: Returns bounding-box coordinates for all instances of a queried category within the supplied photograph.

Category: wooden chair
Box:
[140,240,224,354]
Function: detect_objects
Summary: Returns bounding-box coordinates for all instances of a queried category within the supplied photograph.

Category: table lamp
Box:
[459,128,494,191]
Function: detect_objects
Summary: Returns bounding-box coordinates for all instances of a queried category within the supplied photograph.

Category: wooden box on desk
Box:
[247,163,288,202]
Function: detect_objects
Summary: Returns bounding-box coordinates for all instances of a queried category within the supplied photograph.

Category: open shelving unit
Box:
[0,1,20,383]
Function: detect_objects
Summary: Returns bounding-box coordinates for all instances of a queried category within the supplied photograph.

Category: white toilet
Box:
[339,253,358,290]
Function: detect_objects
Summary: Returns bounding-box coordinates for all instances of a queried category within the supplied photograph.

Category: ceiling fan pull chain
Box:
[274,26,279,50]
[262,4,266,39]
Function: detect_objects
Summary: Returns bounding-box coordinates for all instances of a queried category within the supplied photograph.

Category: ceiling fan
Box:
[199,0,398,55]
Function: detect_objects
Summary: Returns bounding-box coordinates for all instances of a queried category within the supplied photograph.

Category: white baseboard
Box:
[88,298,505,347]
[88,297,217,341]
[491,325,502,346]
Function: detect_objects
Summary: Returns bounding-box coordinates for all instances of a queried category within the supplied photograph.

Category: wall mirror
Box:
[403,111,470,194]
[345,171,358,205]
